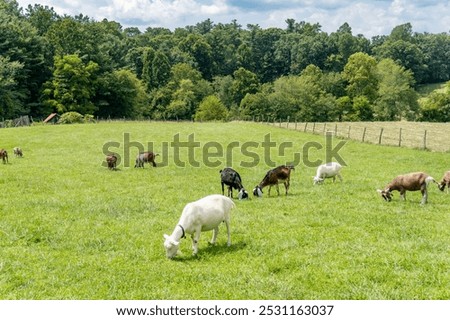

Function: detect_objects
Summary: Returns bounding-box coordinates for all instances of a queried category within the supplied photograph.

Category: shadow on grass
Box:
[172,241,247,262]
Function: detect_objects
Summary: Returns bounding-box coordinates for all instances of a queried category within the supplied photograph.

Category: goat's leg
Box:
[225,220,231,247]
[227,186,232,198]
[192,229,201,255]
[400,191,406,201]
[421,188,428,205]
[284,180,290,195]
[275,183,280,196]
[337,174,343,182]
[221,182,225,195]
[268,186,272,196]
[210,226,219,244]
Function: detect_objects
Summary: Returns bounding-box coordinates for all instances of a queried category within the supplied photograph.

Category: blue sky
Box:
[16,0,450,37]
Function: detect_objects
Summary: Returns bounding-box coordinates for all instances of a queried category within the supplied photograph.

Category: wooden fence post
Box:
[334,124,338,136]
[287,116,290,128]
[348,126,351,139]
[378,128,384,144]
[398,128,402,147]
[423,130,427,149]
[312,122,316,133]
[362,127,367,142]
[304,122,308,132]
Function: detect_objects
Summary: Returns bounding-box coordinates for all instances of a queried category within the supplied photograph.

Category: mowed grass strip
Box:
[283,121,450,152]
[0,122,449,299]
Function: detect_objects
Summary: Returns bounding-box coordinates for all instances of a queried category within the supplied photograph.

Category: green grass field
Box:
[0,122,449,299]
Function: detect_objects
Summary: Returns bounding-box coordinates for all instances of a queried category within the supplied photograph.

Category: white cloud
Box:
[200,0,229,15]
[390,0,406,15]
[15,0,450,37]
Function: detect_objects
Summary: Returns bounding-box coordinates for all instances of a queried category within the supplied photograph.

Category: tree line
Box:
[1,0,449,123]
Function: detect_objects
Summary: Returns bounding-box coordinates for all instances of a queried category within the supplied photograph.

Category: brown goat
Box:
[106,154,118,170]
[0,149,8,164]
[438,170,450,193]
[253,165,294,197]
[135,151,158,168]
[377,172,438,205]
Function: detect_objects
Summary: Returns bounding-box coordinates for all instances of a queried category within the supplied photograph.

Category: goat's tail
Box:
[426,176,439,186]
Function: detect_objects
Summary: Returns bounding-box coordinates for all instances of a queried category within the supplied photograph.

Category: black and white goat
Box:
[13,147,23,157]
[438,170,450,193]
[220,167,248,200]
[253,165,294,197]
[377,172,439,205]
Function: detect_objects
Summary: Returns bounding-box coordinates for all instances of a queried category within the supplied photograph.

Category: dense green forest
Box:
[1,0,449,122]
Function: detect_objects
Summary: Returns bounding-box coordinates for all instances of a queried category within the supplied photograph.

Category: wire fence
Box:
[2,114,449,152]
[266,119,450,153]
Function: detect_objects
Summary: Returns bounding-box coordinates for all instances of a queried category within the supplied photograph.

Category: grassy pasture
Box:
[417,82,448,97]
[0,121,449,299]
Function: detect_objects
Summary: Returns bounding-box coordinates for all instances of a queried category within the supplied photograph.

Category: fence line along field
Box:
[0,122,449,299]
[272,121,450,152]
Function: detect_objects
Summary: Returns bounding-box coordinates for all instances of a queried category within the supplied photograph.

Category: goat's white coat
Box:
[163,194,234,259]
[313,162,343,184]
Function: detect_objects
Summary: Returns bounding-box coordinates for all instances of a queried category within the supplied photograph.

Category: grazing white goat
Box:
[438,170,450,193]
[163,194,235,259]
[377,172,438,205]
[253,165,294,197]
[313,162,343,185]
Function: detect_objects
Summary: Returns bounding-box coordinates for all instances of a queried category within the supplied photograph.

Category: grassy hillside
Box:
[0,122,449,299]
[417,82,448,97]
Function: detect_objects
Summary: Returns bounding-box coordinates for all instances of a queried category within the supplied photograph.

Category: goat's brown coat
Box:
[254,165,294,196]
